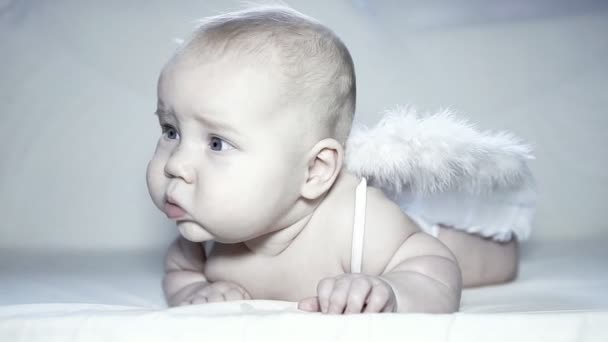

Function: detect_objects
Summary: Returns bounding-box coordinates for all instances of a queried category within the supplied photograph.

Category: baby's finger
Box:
[205,291,226,303]
[209,281,231,293]
[317,277,335,314]
[190,295,209,305]
[344,278,372,314]
[217,281,252,300]
[297,296,320,312]
[168,282,206,307]
[224,288,246,301]
[232,285,252,300]
[363,283,391,313]
[327,278,351,314]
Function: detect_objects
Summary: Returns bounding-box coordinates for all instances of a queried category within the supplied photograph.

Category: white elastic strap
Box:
[350,177,367,273]
[429,224,441,238]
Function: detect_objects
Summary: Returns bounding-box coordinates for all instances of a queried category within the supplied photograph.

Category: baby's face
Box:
[147,55,309,243]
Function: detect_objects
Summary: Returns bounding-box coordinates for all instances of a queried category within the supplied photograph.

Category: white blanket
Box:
[1,303,607,342]
[1,239,607,341]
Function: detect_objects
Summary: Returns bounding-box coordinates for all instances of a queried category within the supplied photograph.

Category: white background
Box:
[1,0,607,251]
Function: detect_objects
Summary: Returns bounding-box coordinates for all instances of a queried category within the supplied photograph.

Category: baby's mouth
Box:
[163,196,187,219]
[164,202,186,219]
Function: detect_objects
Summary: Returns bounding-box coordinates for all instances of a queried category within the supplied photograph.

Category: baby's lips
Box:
[164,202,187,219]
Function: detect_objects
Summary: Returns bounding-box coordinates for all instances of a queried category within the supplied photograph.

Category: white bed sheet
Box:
[1,239,607,341]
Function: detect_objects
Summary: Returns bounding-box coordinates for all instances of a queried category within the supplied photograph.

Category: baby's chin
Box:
[176,221,255,244]
[177,221,214,242]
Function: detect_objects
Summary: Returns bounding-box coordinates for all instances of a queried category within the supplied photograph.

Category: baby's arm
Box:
[299,231,461,314]
[436,225,518,287]
[380,231,461,313]
[298,189,461,314]
[163,236,207,306]
[163,237,250,306]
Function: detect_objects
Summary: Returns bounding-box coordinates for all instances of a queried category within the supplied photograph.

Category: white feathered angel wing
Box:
[344,107,536,241]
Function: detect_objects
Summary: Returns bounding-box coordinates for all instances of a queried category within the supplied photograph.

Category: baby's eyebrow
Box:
[154,106,167,116]
[154,109,174,121]
[194,113,241,137]
[154,108,242,138]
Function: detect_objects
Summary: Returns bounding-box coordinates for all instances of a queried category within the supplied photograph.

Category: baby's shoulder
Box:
[314,174,420,274]
[365,186,416,231]
[359,186,420,274]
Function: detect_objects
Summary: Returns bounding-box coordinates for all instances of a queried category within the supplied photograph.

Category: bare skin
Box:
[163,186,519,311]
[163,212,519,308]
[149,51,515,314]
[436,226,518,288]
[163,171,462,313]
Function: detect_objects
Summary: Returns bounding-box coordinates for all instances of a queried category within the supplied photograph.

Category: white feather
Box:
[344,106,537,241]
[344,106,535,196]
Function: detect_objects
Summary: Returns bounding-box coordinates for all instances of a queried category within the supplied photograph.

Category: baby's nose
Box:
[164,147,195,184]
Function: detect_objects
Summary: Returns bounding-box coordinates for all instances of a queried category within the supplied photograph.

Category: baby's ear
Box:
[301,139,344,200]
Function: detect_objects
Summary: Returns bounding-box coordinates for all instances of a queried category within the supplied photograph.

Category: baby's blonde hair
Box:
[177,4,357,144]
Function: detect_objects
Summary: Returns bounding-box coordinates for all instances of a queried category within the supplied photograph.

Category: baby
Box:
[146,6,519,314]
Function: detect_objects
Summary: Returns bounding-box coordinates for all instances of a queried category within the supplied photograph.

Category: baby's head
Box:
[147,6,356,243]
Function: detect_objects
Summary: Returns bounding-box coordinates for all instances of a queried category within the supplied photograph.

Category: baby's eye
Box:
[161,125,179,140]
[209,136,235,151]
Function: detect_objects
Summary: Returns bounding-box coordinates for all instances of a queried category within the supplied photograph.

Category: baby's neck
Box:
[243,212,314,256]
[243,171,359,256]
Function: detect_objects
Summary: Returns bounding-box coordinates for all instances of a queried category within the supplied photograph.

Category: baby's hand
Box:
[298,274,397,314]
[173,280,252,306]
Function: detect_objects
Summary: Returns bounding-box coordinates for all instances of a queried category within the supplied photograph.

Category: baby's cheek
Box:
[145,159,166,209]
[199,187,258,230]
